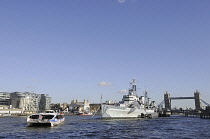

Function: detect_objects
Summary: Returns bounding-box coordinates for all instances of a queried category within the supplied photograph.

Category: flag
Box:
[39,115,43,119]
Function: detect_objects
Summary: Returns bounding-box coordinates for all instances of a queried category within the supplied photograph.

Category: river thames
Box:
[0,115,210,139]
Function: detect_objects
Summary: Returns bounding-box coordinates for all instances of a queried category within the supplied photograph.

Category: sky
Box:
[0,0,210,109]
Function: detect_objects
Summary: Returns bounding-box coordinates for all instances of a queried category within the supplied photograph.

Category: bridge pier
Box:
[194,90,202,110]
[164,91,171,110]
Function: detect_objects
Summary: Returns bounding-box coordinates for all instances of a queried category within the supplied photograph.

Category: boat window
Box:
[56,115,64,119]
[42,115,54,119]
[30,115,39,119]
[45,111,54,113]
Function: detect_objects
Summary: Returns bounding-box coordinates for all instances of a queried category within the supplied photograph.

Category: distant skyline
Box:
[0,0,210,109]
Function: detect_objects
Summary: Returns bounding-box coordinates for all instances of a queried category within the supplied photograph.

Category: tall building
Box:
[10,92,51,112]
[39,94,51,111]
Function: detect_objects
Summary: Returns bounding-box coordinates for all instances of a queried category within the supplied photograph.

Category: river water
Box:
[0,115,210,139]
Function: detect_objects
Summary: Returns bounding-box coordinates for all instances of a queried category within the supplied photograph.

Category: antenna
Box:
[100,94,102,104]
[144,90,148,99]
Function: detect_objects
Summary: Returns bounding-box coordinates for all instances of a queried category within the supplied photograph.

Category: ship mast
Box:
[129,79,137,95]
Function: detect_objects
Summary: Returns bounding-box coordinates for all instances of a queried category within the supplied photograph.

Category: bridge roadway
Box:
[170,97,195,100]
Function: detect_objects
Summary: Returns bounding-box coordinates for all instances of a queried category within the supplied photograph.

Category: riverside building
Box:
[0,92,11,106]
[70,99,91,113]
[10,92,51,112]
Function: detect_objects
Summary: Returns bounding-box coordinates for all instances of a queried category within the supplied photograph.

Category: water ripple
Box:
[1,115,210,138]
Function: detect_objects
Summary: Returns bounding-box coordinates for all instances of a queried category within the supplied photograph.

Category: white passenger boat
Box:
[27,110,65,127]
[101,79,158,119]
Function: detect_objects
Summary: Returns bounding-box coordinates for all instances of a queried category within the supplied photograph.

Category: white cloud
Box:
[119,90,127,93]
[118,0,126,4]
[98,81,112,86]
[26,86,33,88]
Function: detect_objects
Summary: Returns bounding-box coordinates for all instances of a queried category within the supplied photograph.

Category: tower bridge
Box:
[159,90,209,110]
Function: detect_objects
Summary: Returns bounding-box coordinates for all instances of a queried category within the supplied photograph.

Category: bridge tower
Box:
[164,91,171,110]
[194,90,202,110]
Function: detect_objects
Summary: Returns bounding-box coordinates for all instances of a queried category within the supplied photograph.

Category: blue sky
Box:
[0,0,210,108]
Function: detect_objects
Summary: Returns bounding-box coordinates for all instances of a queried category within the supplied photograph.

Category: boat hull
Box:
[145,109,159,118]
[27,118,65,127]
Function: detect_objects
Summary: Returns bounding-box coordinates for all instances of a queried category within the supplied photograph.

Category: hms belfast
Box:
[101,79,158,119]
